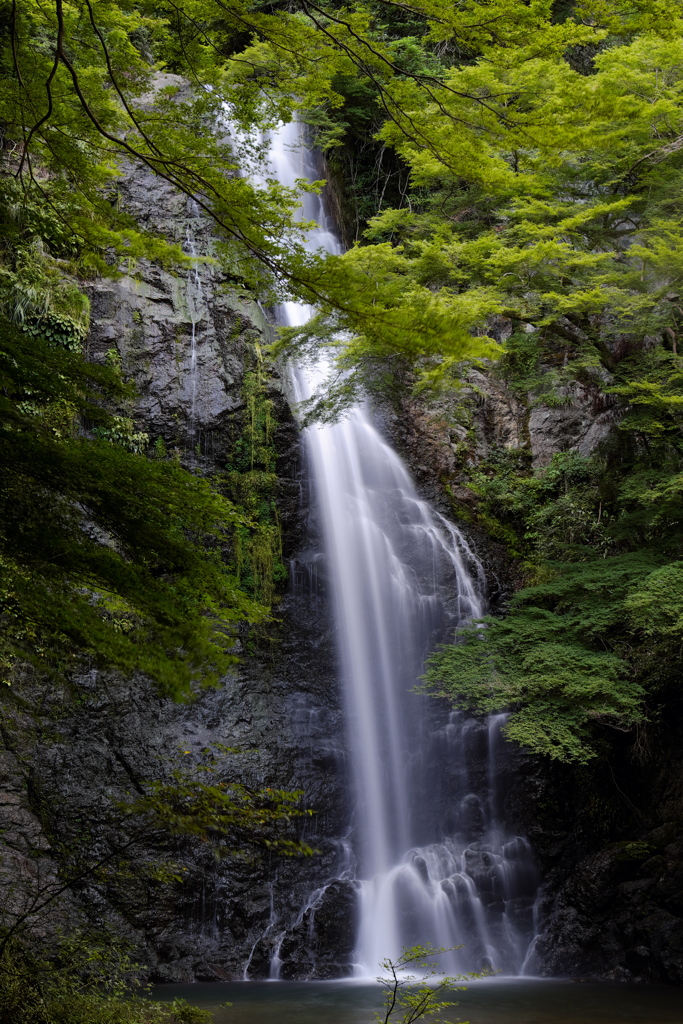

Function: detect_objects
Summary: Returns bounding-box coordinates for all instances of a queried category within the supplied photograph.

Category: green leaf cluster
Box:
[257,1,683,415]
[376,944,476,1024]
[0,936,209,1024]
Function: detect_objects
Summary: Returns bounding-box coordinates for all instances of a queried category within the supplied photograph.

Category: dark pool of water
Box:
[150,979,682,1023]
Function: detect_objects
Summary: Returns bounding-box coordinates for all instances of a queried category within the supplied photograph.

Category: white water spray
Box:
[256,121,540,978]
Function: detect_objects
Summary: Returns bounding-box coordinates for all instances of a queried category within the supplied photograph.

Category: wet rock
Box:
[513,709,683,985]
[1,580,348,980]
[85,165,270,467]
[276,879,358,980]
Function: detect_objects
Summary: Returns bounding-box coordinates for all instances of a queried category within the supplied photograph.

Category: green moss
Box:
[616,841,655,862]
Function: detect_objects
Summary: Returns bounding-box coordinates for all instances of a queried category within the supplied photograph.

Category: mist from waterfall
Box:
[254,120,540,978]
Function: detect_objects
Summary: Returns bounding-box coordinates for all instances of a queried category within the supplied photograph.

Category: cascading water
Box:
[254,121,540,978]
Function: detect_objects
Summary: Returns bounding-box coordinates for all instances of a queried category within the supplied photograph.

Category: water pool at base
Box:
[150,979,682,1023]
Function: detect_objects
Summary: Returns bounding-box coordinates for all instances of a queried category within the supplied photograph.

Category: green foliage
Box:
[0,938,208,1024]
[376,945,474,1024]
[462,450,615,561]
[0,318,265,697]
[92,415,149,454]
[262,0,683,418]
[224,354,288,605]
[625,561,683,635]
[166,1000,213,1024]
[426,350,683,760]
[423,582,646,764]
[21,311,87,352]
[0,231,90,359]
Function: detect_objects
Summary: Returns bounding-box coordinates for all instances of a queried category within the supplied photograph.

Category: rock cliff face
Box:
[44,604,357,982]
[0,153,357,982]
[525,714,683,985]
[76,161,365,980]
[81,173,683,985]
[86,177,261,464]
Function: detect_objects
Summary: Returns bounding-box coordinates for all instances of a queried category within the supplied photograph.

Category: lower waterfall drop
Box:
[259,120,540,978]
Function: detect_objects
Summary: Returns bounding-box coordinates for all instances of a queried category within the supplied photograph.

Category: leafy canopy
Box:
[270,1,683,413]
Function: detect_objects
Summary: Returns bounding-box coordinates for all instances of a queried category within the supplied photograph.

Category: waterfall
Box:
[255,121,540,978]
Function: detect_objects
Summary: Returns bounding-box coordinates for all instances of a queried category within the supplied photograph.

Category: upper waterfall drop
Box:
[254,120,540,979]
